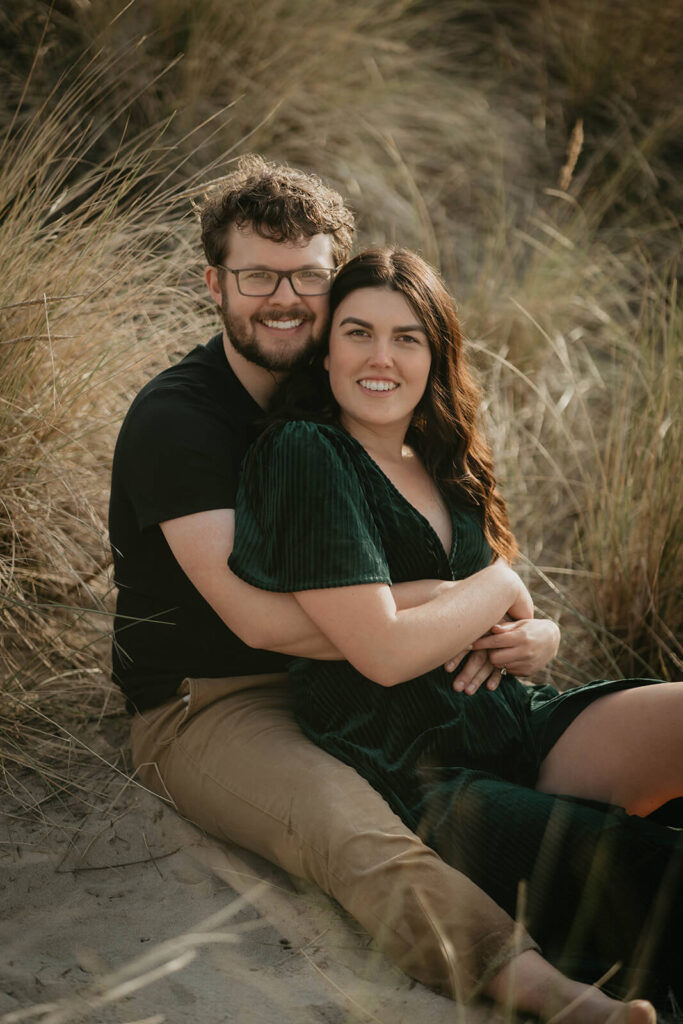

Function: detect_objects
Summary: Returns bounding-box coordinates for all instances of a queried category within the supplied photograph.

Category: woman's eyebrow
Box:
[339,317,373,328]
[339,316,425,332]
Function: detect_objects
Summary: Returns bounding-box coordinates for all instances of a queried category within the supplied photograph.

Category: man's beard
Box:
[220,294,326,372]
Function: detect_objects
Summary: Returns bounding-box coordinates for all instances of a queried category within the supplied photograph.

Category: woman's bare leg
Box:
[537,682,683,816]
[485,950,656,1023]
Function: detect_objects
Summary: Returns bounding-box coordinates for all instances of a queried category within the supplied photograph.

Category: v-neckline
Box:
[341,430,457,568]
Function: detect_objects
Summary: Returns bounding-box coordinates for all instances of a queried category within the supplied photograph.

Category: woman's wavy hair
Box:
[270,246,518,561]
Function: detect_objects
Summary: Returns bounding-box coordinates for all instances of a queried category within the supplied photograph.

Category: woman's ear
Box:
[323,354,329,371]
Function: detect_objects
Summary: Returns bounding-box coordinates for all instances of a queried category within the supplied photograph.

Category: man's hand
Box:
[470,618,560,678]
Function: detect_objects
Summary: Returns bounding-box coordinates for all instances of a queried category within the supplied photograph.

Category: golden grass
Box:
[465,201,682,683]
[0,0,680,801]
[0,56,216,805]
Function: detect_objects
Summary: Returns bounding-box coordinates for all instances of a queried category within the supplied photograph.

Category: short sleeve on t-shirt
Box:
[229,421,391,592]
[118,387,240,531]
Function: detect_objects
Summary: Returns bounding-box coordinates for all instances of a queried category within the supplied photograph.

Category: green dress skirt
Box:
[230,420,682,1003]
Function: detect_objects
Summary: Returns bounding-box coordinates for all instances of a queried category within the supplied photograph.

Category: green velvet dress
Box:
[229,420,655,832]
[231,420,683,1000]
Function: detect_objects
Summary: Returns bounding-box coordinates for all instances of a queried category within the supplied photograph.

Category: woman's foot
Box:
[547,988,655,1024]
[484,950,656,1023]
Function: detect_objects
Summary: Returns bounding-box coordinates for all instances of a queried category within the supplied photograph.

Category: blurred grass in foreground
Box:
[0,0,681,809]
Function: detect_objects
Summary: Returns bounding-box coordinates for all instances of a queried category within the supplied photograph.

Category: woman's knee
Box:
[537,683,683,811]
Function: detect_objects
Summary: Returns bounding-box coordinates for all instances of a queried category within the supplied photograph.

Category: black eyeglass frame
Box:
[214,264,337,296]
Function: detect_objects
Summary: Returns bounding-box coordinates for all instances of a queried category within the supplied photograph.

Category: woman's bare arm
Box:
[294,560,532,686]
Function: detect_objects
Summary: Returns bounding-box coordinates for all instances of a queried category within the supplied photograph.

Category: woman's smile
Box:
[358,377,399,392]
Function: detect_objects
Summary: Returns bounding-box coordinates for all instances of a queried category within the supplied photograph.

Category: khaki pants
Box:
[130,674,535,999]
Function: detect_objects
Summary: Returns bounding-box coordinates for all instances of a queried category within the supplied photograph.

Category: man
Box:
[109,156,645,1022]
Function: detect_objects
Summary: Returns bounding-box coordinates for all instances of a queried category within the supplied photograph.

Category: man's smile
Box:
[259,316,308,330]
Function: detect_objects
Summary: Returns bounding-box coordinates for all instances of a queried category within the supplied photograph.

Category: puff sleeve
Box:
[229,422,391,592]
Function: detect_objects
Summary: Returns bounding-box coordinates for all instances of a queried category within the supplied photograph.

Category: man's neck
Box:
[221,330,284,410]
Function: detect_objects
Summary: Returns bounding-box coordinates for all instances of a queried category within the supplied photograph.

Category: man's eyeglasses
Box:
[215,265,336,297]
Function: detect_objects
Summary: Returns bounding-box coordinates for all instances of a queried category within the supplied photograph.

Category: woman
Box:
[229,247,682,1019]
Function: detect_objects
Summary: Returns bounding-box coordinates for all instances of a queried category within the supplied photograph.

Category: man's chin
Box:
[232,335,320,373]
[220,303,325,372]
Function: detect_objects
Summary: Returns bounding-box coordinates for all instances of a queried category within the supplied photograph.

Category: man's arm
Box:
[161,508,343,658]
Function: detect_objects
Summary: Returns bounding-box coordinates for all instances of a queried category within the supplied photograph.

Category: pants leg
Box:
[130,675,537,1001]
[421,771,683,1005]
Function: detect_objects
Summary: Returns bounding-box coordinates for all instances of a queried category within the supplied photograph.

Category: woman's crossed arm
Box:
[294,559,533,687]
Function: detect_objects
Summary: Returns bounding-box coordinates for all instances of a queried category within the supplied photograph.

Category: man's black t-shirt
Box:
[109,333,290,712]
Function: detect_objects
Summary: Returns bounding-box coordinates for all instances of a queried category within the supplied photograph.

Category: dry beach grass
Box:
[1,0,681,1019]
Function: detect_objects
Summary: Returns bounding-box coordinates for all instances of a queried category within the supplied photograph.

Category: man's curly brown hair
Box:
[196,155,355,268]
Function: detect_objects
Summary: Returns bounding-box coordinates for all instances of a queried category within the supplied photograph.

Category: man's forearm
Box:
[269,580,456,658]
[233,584,341,658]
[160,510,341,660]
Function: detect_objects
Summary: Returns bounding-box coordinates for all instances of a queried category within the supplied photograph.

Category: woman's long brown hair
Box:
[269,246,518,562]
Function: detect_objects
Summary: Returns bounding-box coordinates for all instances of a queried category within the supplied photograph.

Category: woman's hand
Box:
[443,565,537,694]
[446,648,503,694]
[471,618,560,678]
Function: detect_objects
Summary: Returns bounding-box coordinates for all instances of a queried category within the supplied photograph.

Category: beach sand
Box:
[0,719,502,1024]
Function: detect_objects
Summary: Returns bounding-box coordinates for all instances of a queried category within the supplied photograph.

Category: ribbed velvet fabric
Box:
[230,421,654,832]
[229,421,683,1002]
[231,420,392,592]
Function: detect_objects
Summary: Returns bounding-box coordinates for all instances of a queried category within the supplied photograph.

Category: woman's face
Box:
[324,287,432,437]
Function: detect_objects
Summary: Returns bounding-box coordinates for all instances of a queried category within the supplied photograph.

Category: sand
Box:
[0,720,502,1024]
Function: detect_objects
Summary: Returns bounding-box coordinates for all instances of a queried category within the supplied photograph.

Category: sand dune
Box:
[1,757,499,1023]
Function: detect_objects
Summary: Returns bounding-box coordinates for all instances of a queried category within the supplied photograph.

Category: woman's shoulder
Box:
[238,419,375,524]
[253,419,356,465]
[240,421,363,498]
[270,419,347,444]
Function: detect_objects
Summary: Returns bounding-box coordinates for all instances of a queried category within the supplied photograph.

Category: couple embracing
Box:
[110,155,683,1022]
